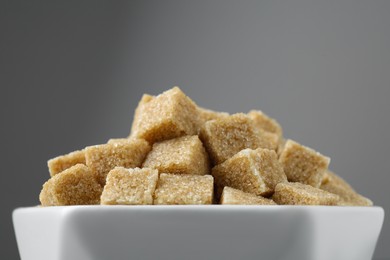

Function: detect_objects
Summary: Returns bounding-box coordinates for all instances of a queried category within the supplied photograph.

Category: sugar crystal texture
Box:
[260,130,280,151]
[47,150,85,177]
[278,139,330,188]
[130,87,201,143]
[39,164,102,206]
[85,138,151,186]
[100,167,158,205]
[200,113,278,165]
[273,182,339,205]
[220,186,276,205]
[130,94,154,138]
[212,148,287,197]
[247,110,283,138]
[198,107,229,125]
[143,135,209,175]
[154,174,214,205]
[320,170,372,206]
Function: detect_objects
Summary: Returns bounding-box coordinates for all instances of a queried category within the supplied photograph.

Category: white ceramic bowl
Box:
[13,205,384,260]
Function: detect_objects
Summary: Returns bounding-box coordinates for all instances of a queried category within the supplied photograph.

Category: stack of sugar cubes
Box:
[40,87,372,206]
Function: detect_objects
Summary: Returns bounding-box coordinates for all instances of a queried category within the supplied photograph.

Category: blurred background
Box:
[1,0,389,259]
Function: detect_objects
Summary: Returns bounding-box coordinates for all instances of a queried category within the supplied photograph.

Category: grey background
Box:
[1,0,389,259]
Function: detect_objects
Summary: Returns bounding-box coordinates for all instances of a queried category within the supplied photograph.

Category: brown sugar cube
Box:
[220,187,276,205]
[212,148,287,197]
[143,135,209,175]
[247,110,283,138]
[47,150,85,177]
[39,164,102,206]
[200,113,277,165]
[154,174,214,205]
[320,171,373,206]
[101,167,159,205]
[198,107,229,125]
[273,182,339,205]
[85,138,151,186]
[279,139,330,188]
[130,94,155,138]
[260,130,280,151]
[130,87,201,143]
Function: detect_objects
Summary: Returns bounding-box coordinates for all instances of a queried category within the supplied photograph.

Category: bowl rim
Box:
[13,204,385,214]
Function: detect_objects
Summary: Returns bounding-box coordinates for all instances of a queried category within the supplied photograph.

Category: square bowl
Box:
[13,205,384,260]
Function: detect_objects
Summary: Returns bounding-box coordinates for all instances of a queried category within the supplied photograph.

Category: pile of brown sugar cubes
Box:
[40,87,372,207]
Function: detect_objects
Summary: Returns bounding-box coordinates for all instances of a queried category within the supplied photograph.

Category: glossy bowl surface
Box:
[13,205,384,260]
